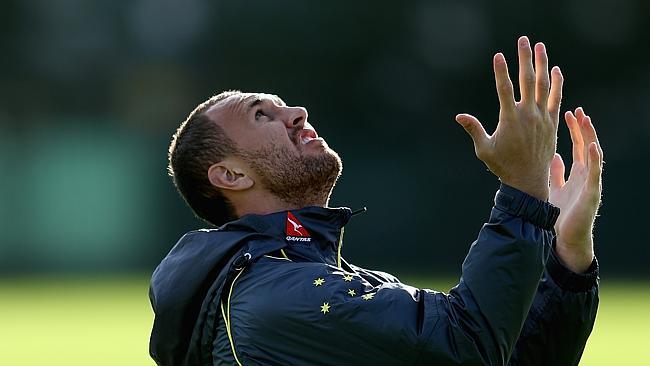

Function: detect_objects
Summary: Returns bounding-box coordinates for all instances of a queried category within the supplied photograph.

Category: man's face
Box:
[206,93,342,207]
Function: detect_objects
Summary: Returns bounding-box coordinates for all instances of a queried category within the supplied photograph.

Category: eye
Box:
[255,109,267,120]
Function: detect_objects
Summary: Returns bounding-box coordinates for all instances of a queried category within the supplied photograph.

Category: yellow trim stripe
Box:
[337,227,345,269]
[220,302,229,329]
[223,268,246,366]
[280,249,290,260]
[263,254,291,261]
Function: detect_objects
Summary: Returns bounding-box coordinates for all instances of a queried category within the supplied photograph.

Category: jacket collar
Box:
[220,206,353,267]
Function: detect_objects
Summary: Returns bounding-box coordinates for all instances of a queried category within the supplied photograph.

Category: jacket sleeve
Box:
[508,246,599,365]
[414,183,560,364]
[229,184,561,365]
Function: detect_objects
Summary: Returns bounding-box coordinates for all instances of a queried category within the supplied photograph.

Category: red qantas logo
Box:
[286,212,311,242]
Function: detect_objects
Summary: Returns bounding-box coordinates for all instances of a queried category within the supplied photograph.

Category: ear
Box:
[207,160,254,191]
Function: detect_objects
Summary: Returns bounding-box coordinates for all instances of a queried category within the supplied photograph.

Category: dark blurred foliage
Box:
[0,0,648,276]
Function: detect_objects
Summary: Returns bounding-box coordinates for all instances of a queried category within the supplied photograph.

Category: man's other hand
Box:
[549,107,603,273]
[455,36,563,201]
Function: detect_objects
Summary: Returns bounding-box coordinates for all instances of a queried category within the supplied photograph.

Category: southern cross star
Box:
[320,302,331,314]
[361,293,375,301]
[313,278,325,286]
[347,289,356,297]
[342,274,354,282]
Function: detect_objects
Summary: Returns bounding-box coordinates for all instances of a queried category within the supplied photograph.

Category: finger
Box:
[535,43,550,109]
[517,36,535,105]
[547,66,563,122]
[575,106,585,122]
[580,115,604,158]
[565,111,584,165]
[455,113,490,153]
[579,113,590,166]
[587,142,603,195]
[550,153,566,189]
[493,53,516,115]
[574,108,592,163]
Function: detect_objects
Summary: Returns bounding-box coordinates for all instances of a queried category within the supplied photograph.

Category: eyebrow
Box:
[246,97,264,112]
[271,95,286,106]
[245,95,287,113]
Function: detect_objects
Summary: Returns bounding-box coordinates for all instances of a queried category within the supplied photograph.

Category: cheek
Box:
[264,125,290,144]
[240,125,293,151]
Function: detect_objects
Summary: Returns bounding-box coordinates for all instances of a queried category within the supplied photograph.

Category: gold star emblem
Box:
[320,302,331,314]
[313,278,325,286]
[343,274,354,282]
[347,289,356,297]
[361,293,375,301]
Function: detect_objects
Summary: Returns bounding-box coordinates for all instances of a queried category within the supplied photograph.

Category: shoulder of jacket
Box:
[238,261,377,306]
[180,228,259,242]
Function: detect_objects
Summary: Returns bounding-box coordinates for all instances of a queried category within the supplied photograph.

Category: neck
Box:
[228,189,330,217]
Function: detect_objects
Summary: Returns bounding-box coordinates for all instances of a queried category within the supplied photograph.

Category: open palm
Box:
[549,107,603,272]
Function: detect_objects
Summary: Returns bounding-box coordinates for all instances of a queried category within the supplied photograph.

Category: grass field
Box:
[0,276,647,365]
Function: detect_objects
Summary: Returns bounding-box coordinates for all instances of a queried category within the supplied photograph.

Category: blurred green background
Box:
[1,277,648,365]
[1,0,648,364]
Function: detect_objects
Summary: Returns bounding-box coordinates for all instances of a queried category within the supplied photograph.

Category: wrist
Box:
[499,175,550,201]
[555,238,595,273]
[548,242,599,292]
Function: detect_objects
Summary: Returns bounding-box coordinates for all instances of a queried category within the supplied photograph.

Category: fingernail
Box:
[519,36,529,47]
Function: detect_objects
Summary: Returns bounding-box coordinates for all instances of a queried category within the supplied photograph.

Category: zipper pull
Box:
[351,207,367,216]
[233,252,252,271]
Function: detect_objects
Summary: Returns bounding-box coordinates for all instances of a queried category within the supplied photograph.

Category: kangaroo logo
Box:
[286,212,311,242]
[287,217,303,233]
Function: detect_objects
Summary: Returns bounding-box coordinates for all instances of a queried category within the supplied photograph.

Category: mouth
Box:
[296,128,322,146]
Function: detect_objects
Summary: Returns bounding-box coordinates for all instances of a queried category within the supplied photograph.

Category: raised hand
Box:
[456,36,563,201]
[549,108,603,273]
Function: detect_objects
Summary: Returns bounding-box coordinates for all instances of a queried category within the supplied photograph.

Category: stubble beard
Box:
[241,144,342,208]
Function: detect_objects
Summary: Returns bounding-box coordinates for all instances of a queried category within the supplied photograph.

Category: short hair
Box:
[168,90,242,226]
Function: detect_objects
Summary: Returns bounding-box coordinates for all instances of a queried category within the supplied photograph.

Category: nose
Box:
[282,106,308,129]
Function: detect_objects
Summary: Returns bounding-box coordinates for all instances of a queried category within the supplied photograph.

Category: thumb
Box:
[455,113,489,150]
[550,153,566,189]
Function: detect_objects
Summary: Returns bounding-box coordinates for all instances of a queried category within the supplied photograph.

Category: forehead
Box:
[207,92,286,118]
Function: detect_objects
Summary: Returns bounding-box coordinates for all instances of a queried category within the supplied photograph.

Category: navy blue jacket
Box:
[149,184,599,365]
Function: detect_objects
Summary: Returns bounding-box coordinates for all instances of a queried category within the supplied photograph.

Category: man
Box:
[149,36,602,365]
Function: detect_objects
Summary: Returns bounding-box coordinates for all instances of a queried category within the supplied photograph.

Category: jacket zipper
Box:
[220,266,247,366]
[336,227,345,269]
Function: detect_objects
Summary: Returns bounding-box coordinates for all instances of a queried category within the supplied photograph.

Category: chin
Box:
[243,141,343,207]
